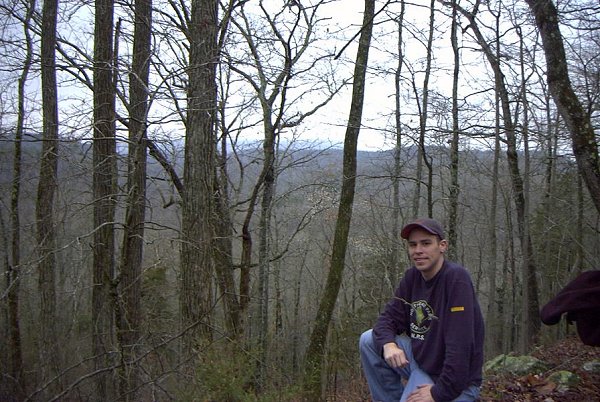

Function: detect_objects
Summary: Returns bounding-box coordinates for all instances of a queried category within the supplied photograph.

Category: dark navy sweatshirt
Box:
[373,261,485,401]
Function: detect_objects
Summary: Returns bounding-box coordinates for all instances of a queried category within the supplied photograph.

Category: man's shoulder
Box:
[442,261,473,280]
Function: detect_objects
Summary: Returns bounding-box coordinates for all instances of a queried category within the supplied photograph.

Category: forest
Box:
[0,0,599,401]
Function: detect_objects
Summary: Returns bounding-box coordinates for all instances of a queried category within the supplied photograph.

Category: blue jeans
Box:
[359,329,480,402]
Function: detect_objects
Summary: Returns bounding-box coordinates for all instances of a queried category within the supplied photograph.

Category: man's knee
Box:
[359,329,374,352]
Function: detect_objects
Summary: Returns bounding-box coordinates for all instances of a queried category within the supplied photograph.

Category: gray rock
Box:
[547,370,580,392]
[582,360,600,374]
[484,354,550,376]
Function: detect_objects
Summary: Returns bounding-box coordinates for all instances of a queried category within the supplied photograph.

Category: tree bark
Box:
[447,0,460,260]
[210,0,241,340]
[7,1,36,399]
[412,0,436,218]
[37,0,61,395]
[92,0,117,399]
[181,0,219,344]
[525,0,600,215]
[391,0,406,287]
[301,0,374,399]
[117,0,152,399]
[516,25,539,353]
[214,133,241,336]
[256,129,276,391]
[485,6,502,358]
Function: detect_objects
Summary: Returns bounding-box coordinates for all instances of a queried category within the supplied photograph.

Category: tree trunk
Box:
[457,3,540,351]
[117,0,152,399]
[214,133,241,336]
[256,129,277,391]
[181,0,219,344]
[576,174,584,272]
[92,0,117,399]
[6,1,36,399]
[541,93,557,268]
[485,7,502,358]
[212,1,241,340]
[517,25,540,353]
[525,0,600,215]
[37,0,61,396]
[447,0,460,260]
[423,0,435,218]
[301,0,374,399]
[291,255,306,377]
[410,0,435,218]
[391,0,406,288]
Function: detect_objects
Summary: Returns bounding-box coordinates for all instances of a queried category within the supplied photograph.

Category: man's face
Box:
[407,228,447,280]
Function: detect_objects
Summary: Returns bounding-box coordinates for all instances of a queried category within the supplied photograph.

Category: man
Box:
[359,218,484,402]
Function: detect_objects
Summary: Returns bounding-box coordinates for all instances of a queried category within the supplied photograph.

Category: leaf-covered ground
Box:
[480,337,600,402]
[331,337,600,401]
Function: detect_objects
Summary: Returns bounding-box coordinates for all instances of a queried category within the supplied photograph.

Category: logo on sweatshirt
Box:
[410,300,436,340]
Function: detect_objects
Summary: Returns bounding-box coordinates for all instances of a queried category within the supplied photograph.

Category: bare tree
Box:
[225,1,347,387]
[302,0,375,399]
[524,0,600,215]
[36,0,61,396]
[92,0,118,398]
[451,0,541,351]
[391,0,407,286]
[5,0,36,399]
[211,2,244,340]
[180,0,219,344]
[410,0,437,218]
[213,131,242,336]
[446,0,460,259]
[116,0,153,399]
[515,23,537,354]
[485,1,503,358]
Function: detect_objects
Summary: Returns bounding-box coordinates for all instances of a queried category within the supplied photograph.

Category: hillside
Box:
[480,337,600,402]
[331,337,600,402]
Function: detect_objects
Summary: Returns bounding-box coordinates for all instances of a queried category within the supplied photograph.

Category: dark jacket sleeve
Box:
[540,270,600,346]
[430,268,483,402]
[372,270,413,355]
[540,271,600,324]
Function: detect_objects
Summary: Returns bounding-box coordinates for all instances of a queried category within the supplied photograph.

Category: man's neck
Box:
[421,258,445,281]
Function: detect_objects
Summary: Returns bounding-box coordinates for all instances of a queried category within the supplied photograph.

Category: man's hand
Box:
[382,342,409,368]
[406,384,434,402]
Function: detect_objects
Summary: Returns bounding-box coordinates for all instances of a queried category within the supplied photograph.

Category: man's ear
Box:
[440,239,448,253]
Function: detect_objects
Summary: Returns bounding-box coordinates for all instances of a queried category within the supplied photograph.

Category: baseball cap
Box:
[400,218,445,240]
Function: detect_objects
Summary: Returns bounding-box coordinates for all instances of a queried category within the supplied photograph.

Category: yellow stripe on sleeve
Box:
[450,306,465,312]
